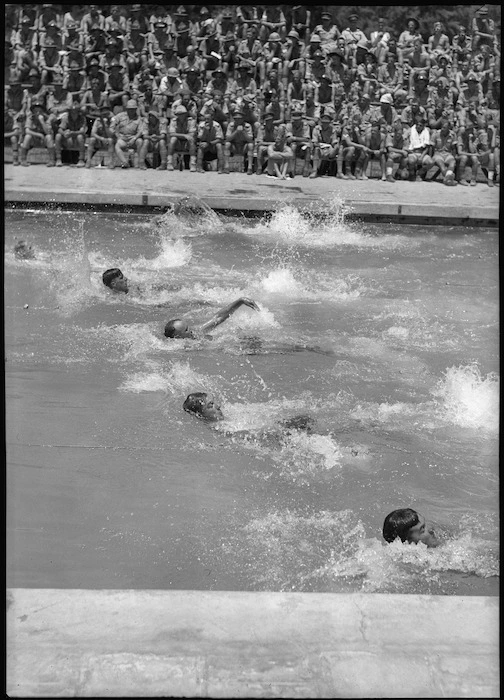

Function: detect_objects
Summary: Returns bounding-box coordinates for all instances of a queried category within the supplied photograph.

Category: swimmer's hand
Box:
[240,297,260,311]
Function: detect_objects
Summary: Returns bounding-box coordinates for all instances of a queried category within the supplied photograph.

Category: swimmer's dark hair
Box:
[183,392,208,417]
[164,319,181,338]
[382,508,419,543]
[281,414,315,433]
[102,268,123,288]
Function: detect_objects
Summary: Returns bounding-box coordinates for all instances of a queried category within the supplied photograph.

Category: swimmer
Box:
[183,392,316,434]
[164,297,260,338]
[382,508,439,548]
[14,239,35,260]
[102,268,129,293]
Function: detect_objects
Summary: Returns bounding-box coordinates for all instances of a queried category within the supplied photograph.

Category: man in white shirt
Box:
[406,114,433,181]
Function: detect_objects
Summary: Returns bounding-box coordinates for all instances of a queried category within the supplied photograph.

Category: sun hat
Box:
[174,104,187,115]
[380,93,393,104]
[268,32,281,42]
[321,11,332,20]
[406,17,420,30]
[287,29,300,39]
[126,99,138,109]
[310,34,322,43]
[167,67,179,77]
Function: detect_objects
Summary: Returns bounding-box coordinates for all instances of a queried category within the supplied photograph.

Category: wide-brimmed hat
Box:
[126,99,138,109]
[174,104,187,115]
[154,21,167,28]
[321,108,335,119]
[309,34,322,43]
[287,29,300,40]
[406,17,420,30]
[348,13,359,21]
[466,72,478,81]
[416,71,428,80]
[166,67,179,77]
[321,11,332,20]
[268,32,281,42]
[380,93,393,104]
[175,6,188,15]
[476,5,489,15]
[212,68,225,76]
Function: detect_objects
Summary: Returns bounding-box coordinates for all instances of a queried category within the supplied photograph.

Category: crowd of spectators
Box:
[4,4,500,185]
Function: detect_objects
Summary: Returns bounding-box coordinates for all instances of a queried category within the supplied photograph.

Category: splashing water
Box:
[432,364,499,432]
[120,360,222,396]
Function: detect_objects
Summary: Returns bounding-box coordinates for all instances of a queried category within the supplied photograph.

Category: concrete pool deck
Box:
[4,163,500,224]
[7,588,499,698]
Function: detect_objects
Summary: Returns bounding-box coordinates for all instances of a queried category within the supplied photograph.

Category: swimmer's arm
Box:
[199,297,260,332]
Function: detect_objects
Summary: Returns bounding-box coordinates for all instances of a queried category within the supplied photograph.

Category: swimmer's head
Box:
[102,268,128,293]
[14,240,34,259]
[281,414,315,434]
[183,392,224,421]
[164,319,195,339]
[383,508,439,548]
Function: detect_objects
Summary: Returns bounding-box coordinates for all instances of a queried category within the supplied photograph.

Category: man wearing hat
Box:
[159,67,183,118]
[39,18,63,51]
[255,108,277,175]
[37,4,62,33]
[313,10,340,52]
[304,48,326,84]
[105,5,128,34]
[84,56,107,93]
[106,58,130,112]
[378,92,398,127]
[205,68,231,99]
[167,103,197,171]
[283,29,303,85]
[237,26,263,80]
[198,24,222,79]
[220,30,239,77]
[236,6,259,40]
[86,106,114,169]
[147,19,176,63]
[405,112,433,181]
[179,44,205,77]
[398,18,422,64]
[137,108,167,170]
[172,6,192,58]
[19,100,56,167]
[222,109,254,174]
[285,107,313,178]
[46,72,72,126]
[64,60,86,101]
[384,118,408,181]
[285,6,311,44]
[471,6,497,54]
[181,69,205,108]
[370,17,391,65]
[81,74,111,119]
[110,98,143,168]
[55,98,87,166]
[431,119,458,185]
[22,69,48,113]
[452,25,473,65]
[310,107,339,178]
[196,108,224,173]
[38,35,64,86]
[341,13,369,66]
[230,63,258,101]
[400,97,427,128]
[81,6,105,36]
[357,50,380,98]
[362,119,387,180]
[410,69,430,107]
[126,4,149,35]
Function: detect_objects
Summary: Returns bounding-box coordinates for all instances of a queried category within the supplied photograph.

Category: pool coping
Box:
[6,588,499,698]
[4,164,500,225]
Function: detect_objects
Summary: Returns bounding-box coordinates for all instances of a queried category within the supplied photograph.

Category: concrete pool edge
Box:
[7,588,499,698]
[4,163,499,225]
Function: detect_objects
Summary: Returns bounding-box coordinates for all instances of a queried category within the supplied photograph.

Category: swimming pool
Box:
[5,204,499,595]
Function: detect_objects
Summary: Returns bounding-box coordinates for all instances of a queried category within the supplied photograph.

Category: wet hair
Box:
[281,414,315,434]
[102,268,123,288]
[183,392,208,417]
[382,508,419,543]
[164,319,182,338]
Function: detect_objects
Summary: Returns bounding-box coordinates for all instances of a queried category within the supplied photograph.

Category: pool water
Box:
[5,204,499,595]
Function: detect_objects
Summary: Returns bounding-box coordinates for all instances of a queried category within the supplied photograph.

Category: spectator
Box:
[455,122,479,186]
[325,47,355,91]
[236,6,259,41]
[286,6,311,45]
[81,74,110,116]
[5,105,25,166]
[84,56,106,92]
[62,5,83,36]
[38,35,63,85]
[167,103,196,171]
[22,68,47,113]
[340,111,368,179]
[266,122,293,179]
[148,4,172,35]
[305,48,326,85]
[19,99,55,166]
[313,11,340,53]
[370,17,391,65]
[126,4,150,37]
[310,108,339,178]
[314,74,335,108]
[259,7,286,43]
[263,32,284,79]
[81,5,105,37]
[237,25,264,83]
[206,68,230,98]
[431,120,458,184]
[105,59,130,113]
[363,120,387,180]
[179,44,205,77]
[196,108,224,172]
[138,108,167,170]
[340,13,369,67]
[452,25,472,66]
[285,107,313,178]
[410,70,430,107]
[111,98,143,168]
[357,51,380,99]
[124,18,149,80]
[471,5,497,54]
[198,25,222,79]
[85,107,114,168]
[55,99,87,166]
[384,118,408,181]
[427,21,450,61]
[36,4,62,35]
[64,60,86,100]
[398,17,423,65]
[255,110,277,174]
[473,116,496,186]
[223,109,254,174]
[286,69,306,104]
[172,6,192,58]
[220,31,238,77]
[406,113,433,181]
[283,29,303,84]
[46,71,72,121]
[105,5,127,35]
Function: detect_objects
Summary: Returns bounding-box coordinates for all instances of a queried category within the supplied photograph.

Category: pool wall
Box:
[7,588,498,698]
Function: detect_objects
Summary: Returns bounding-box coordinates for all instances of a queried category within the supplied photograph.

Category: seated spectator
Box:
[205,68,231,98]
[38,36,64,85]
[64,60,86,101]
[314,75,335,108]
[285,107,313,178]
[110,98,143,168]
[362,120,387,180]
[62,20,83,52]
[377,92,398,128]
[106,59,130,113]
[259,6,286,43]
[471,5,498,55]
[167,103,197,171]
[266,123,293,179]
[286,70,306,104]
[138,109,167,170]
[427,21,450,61]
[340,111,368,179]
[325,48,355,92]
[81,5,106,37]
[305,49,326,85]
[46,72,72,126]
[456,72,484,112]
[39,18,63,51]
[340,13,369,67]
[357,51,380,99]
[401,97,427,127]
[85,107,114,168]
[126,4,150,36]
[310,108,339,178]
[55,99,87,166]
[84,57,106,92]
[409,70,430,107]
[473,116,497,187]
[397,17,423,65]
[313,10,340,53]
[285,5,311,45]
[171,89,199,120]
[196,108,224,173]
[81,75,110,118]
[105,5,128,35]
[407,38,431,86]
[384,118,408,181]
[159,67,183,117]
[406,114,433,181]
[455,122,479,186]
[181,67,205,107]
[123,18,149,81]
[451,25,472,66]
[230,64,258,101]
[369,17,391,65]
[62,5,84,36]
[172,6,193,58]
[255,109,277,174]
[262,69,285,103]
[431,120,457,184]
[262,89,285,126]
[201,91,229,135]
[22,69,48,114]
[101,36,125,71]
[302,34,323,76]
[223,109,254,174]
[179,44,206,77]
[5,105,26,166]
[283,30,303,85]
[148,4,173,35]
[263,32,284,77]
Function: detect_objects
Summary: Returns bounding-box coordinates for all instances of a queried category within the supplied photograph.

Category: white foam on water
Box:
[254,266,364,301]
[120,360,220,396]
[432,363,499,433]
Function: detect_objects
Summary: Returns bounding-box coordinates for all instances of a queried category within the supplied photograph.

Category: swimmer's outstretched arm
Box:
[199,297,260,332]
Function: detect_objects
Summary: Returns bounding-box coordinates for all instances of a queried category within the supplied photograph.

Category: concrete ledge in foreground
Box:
[4,164,499,224]
[7,588,499,698]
